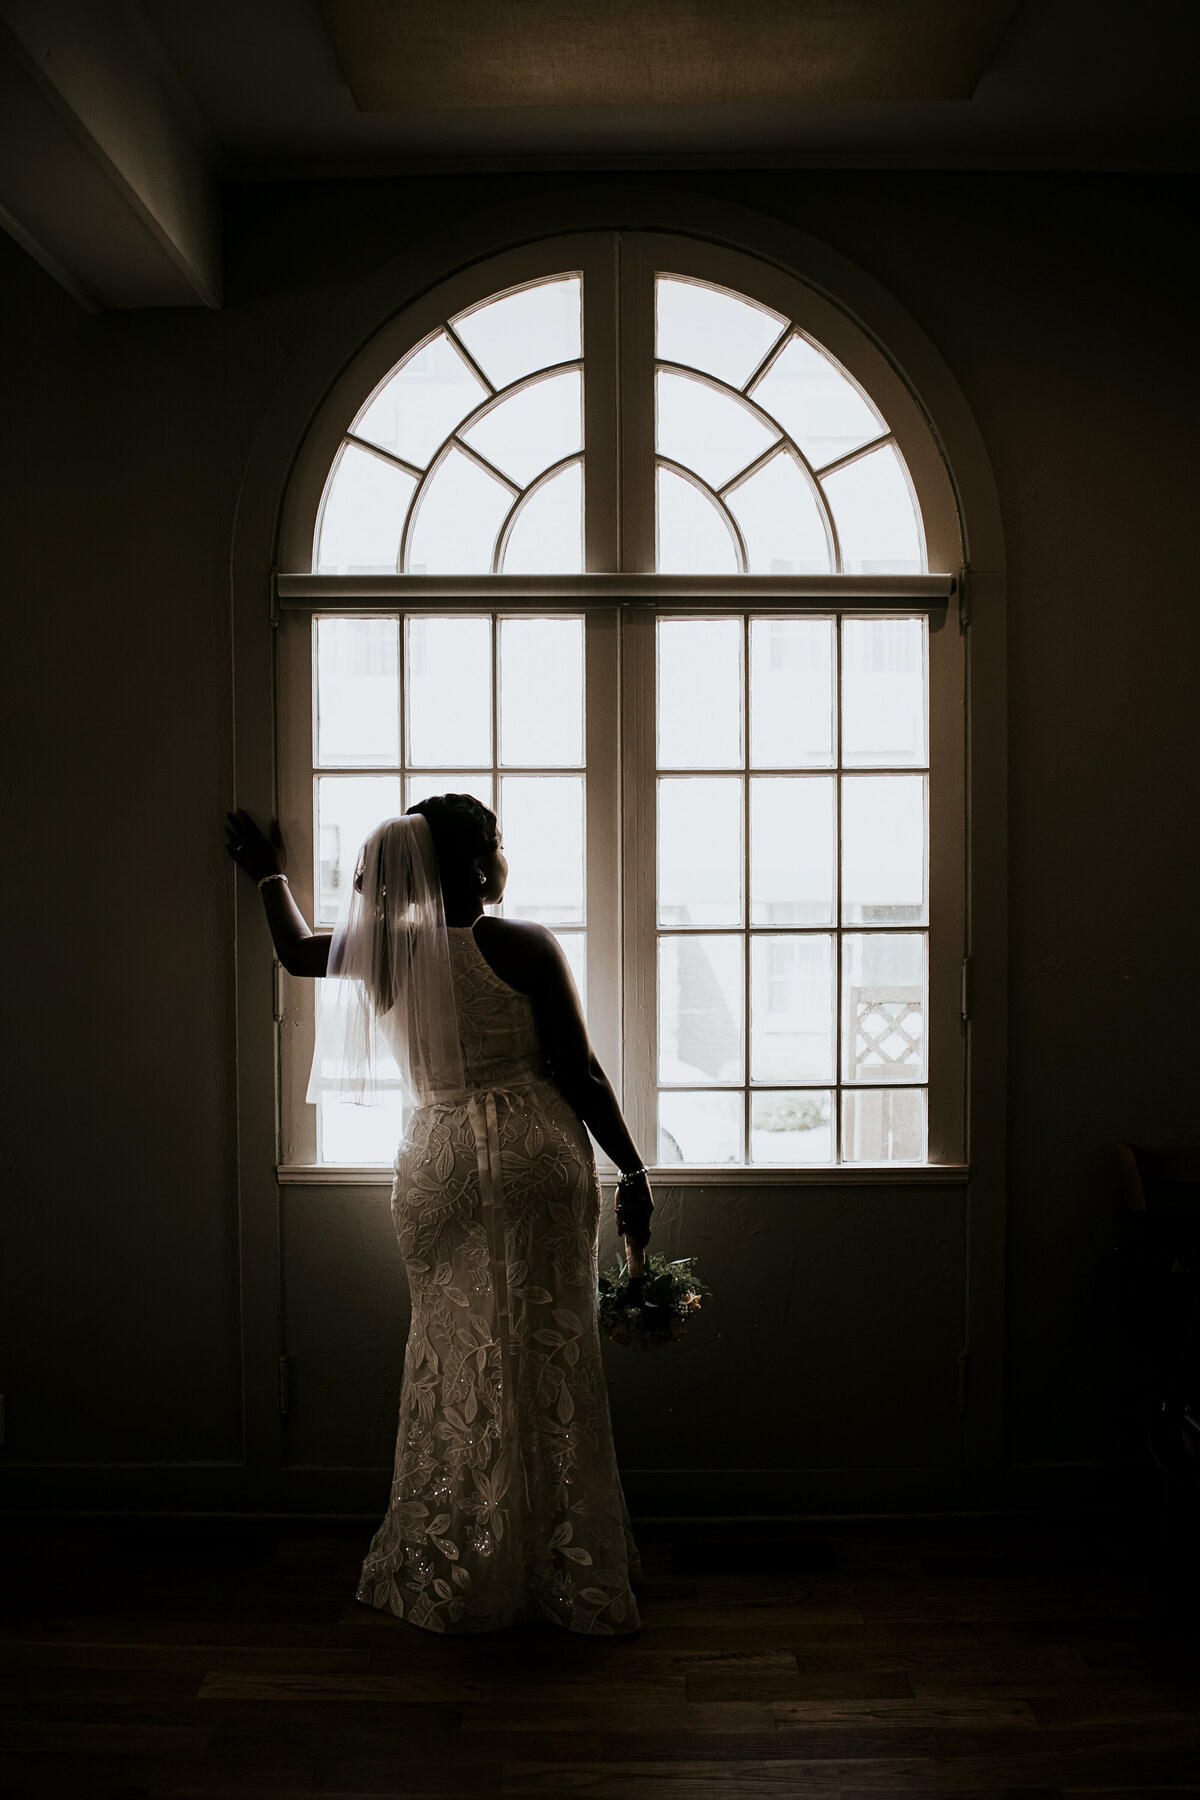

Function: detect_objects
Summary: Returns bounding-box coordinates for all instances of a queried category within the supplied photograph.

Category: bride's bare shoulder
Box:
[471,917,564,992]
[473,916,554,945]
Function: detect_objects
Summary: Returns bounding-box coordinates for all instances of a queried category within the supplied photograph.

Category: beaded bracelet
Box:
[616,1165,648,1188]
[258,872,290,891]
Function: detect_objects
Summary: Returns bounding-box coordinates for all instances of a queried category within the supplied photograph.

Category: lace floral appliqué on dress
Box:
[355,927,643,1634]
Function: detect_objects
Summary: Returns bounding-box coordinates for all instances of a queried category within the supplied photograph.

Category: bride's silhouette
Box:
[226,794,653,1634]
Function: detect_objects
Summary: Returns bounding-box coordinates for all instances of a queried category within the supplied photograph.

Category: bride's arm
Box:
[224,809,331,978]
[520,927,654,1244]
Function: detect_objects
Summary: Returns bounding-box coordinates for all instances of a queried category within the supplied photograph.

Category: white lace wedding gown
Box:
[355,925,643,1634]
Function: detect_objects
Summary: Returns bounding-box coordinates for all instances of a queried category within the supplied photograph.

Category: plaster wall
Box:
[2,171,1192,1512]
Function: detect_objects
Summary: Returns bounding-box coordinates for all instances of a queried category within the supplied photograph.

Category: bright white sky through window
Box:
[305,269,933,1167]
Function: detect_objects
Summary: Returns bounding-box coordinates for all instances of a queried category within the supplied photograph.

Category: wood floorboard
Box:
[772,1696,1041,1726]
[458,1698,778,1731]
[0,1642,376,1675]
[0,1511,1195,1798]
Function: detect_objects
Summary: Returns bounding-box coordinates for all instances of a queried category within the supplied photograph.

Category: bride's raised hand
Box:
[223,810,328,976]
[225,808,286,884]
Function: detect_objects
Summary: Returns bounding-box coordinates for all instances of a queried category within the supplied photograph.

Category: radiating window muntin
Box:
[655,613,930,1168]
[311,612,587,1163]
[315,276,584,577]
[313,269,926,583]
[655,275,925,577]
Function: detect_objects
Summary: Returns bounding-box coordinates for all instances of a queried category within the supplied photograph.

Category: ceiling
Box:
[0,0,1194,310]
[139,0,1198,174]
[316,0,1020,111]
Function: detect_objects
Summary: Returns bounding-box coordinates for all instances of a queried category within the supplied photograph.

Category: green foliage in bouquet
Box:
[598,1252,714,1351]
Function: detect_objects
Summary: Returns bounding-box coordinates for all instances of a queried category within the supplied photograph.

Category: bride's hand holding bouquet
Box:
[602,1169,713,1353]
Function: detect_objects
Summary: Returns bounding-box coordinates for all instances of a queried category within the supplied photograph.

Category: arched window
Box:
[276,232,964,1176]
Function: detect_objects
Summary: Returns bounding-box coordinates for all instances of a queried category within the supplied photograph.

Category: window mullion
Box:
[926,607,967,1164]
[617,234,659,1162]
[620,607,657,1161]
[584,608,621,1131]
[835,615,844,1161]
[742,613,751,1165]
[277,612,321,1167]
[583,235,619,575]
[617,235,655,576]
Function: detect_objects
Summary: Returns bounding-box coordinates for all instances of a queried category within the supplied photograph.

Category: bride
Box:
[225,793,654,1635]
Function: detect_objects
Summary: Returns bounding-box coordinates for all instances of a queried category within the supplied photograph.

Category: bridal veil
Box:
[306,812,465,1110]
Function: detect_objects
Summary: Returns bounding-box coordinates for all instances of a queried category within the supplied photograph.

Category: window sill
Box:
[276,1162,970,1187]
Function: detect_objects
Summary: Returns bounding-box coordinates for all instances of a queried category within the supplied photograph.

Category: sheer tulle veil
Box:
[306,812,465,1109]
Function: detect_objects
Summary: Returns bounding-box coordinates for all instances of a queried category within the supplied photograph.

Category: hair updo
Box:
[405,792,499,890]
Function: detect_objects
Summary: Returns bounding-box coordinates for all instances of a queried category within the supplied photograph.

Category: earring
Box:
[477,870,487,886]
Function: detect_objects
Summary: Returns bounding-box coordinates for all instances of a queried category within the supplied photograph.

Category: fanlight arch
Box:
[307,246,939,580]
[315,275,584,576]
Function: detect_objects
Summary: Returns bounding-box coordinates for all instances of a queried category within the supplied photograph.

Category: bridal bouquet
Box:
[598,1251,713,1352]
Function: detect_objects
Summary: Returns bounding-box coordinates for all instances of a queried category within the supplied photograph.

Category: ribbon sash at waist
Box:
[422,1064,552,1109]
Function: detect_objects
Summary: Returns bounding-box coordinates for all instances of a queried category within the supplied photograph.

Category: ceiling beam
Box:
[0,0,219,309]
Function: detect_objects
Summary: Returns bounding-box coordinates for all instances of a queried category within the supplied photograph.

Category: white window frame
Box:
[274,232,966,1183]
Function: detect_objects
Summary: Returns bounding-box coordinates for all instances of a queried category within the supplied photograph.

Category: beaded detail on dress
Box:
[355,925,642,1634]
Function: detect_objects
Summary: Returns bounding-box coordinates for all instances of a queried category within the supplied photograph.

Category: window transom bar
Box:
[277,572,956,608]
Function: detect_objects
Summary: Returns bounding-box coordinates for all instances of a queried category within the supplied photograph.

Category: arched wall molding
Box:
[228,182,1008,1504]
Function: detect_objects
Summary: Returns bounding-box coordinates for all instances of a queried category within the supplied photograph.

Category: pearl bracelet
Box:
[258,873,289,891]
[616,1166,648,1187]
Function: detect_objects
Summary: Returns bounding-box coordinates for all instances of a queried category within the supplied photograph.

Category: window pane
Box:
[404,772,494,812]
[315,444,414,575]
[406,446,512,573]
[842,1089,927,1164]
[659,934,744,1084]
[842,775,927,925]
[842,932,926,1084]
[751,934,834,1081]
[658,777,742,927]
[501,461,583,574]
[320,1094,408,1166]
[551,929,587,1018]
[452,277,582,391]
[405,617,491,766]
[823,444,923,574]
[656,466,739,574]
[354,332,486,470]
[461,369,582,487]
[657,617,743,768]
[749,617,835,768]
[659,1090,742,1166]
[500,617,584,767]
[750,777,834,925]
[657,371,778,490]
[656,276,786,390]
[751,1091,833,1166]
[726,452,831,575]
[750,334,885,471]
[316,617,400,767]
[316,774,402,924]
[500,775,584,924]
[841,617,928,768]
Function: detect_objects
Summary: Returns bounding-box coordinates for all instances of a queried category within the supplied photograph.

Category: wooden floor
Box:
[1,1508,1198,1798]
